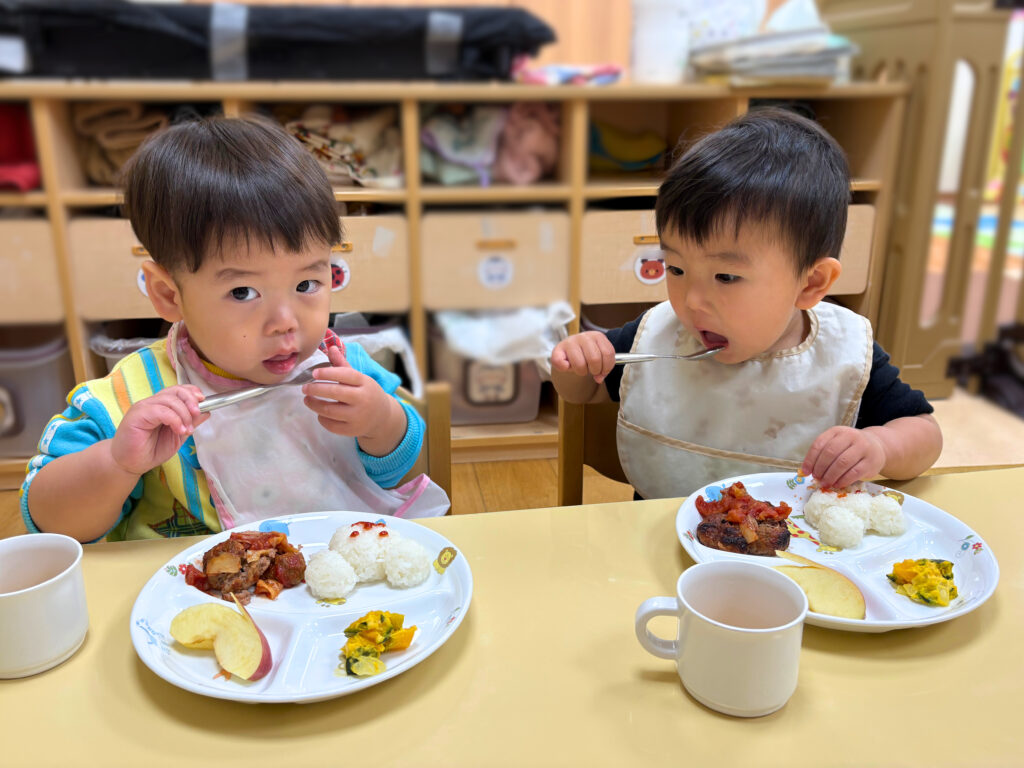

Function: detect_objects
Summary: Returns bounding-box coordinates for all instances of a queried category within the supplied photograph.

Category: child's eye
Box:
[229,286,259,301]
[666,266,684,277]
[297,279,321,294]
[715,274,740,284]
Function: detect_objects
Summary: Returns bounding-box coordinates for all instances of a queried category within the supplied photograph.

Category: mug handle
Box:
[635,596,678,660]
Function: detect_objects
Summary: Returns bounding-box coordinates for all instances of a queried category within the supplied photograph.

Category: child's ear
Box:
[141,261,184,322]
[796,257,842,309]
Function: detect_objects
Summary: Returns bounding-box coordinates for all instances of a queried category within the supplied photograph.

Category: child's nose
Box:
[684,284,709,312]
[266,303,299,335]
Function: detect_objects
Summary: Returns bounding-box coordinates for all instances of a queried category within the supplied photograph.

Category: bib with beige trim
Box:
[616,301,872,499]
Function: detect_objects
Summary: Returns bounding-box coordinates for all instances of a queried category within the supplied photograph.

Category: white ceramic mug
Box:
[0,533,89,678]
[635,560,808,717]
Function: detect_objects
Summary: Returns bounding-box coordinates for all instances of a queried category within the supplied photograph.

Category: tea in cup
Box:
[635,560,808,717]
[0,533,89,678]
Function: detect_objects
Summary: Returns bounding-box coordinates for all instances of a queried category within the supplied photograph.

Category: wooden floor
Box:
[2,386,1022,539]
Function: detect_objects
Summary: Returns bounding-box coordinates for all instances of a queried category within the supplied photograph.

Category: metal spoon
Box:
[614,347,723,364]
[197,362,332,413]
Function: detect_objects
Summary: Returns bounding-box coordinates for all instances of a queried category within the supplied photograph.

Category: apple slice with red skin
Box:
[169,598,273,681]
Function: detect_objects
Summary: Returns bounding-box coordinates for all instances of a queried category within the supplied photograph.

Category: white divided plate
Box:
[130,511,472,703]
[675,472,999,633]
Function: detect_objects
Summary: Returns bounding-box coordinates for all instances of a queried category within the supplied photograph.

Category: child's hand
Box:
[110,385,208,476]
[801,426,886,490]
[551,331,617,384]
[302,345,398,441]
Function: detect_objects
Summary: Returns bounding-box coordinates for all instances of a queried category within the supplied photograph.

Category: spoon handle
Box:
[198,386,271,413]
[614,348,721,364]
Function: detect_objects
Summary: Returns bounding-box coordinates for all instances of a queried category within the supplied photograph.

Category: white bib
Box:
[168,324,449,528]
[616,301,872,498]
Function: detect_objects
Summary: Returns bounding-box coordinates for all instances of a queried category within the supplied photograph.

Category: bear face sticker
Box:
[634,253,665,285]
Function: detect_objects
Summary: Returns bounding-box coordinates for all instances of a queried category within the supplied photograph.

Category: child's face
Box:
[660,223,811,365]
[170,238,332,384]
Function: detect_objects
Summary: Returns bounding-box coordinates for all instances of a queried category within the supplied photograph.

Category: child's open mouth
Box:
[263,352,299,375]
[699,330,728,349]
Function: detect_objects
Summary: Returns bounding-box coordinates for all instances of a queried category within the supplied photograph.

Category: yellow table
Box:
[4,468,1021,767]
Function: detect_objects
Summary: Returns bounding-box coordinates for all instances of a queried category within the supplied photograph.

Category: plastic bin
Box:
[89,333,162,373]
[429,325,541,425]
[0,328,75,458]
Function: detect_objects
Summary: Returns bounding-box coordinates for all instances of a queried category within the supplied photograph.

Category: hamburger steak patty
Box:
[696,513,791,556]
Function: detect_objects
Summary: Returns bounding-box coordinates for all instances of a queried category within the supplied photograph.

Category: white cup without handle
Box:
[631,0,690,84]
[635,560,808,717]
[0,533,89,678]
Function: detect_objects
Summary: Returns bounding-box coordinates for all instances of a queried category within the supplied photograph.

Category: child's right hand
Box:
[551,331,617,384]
[110,385,208,476]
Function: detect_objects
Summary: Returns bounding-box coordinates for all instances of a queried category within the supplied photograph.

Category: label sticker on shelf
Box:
[136,268,149,298]
[372,226,397,256]
[633,251,665,285]
[330,257,351,292]
[477,254,514,290]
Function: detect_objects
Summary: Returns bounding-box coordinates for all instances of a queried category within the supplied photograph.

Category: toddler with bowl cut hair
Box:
[551,107,941,499]
[24,115,447,542]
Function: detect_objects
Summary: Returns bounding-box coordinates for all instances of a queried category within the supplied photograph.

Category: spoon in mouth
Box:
[614,347,723,364]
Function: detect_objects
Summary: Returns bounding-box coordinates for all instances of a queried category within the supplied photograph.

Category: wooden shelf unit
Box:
[0,80,907,474]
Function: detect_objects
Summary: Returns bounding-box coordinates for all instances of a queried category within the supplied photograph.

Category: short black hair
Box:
[655,107,850,273]
[120,114,341,273]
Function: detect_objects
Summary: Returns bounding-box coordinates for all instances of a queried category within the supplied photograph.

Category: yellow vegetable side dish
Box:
[341,611,417,677]
[887,559,958,607]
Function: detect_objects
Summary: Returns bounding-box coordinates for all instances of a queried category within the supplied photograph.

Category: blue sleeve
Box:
[20,387,143,539]
[344,342,425,488]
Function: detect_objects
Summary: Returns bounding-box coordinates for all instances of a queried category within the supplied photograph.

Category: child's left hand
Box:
[301,345,400,445]
[801,426,886,490]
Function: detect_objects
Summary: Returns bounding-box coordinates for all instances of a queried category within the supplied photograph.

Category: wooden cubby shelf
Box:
[0,79,907,474]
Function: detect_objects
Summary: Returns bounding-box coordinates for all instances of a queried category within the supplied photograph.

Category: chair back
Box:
[557,397,626,506]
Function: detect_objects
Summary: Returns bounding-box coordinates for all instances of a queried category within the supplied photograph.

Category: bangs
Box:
[122,116,341,272]
[655,107,850,272]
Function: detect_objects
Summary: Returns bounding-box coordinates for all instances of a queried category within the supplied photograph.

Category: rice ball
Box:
[384,536,431,588]
[804,489,872,528]
[868,493,906,536]
[816,505,866,549]
[803,490,836,528]
[331,523,389,582]
[305,549,357,599]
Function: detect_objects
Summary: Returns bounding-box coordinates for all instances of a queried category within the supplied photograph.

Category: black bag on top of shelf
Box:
[0,0,555,81]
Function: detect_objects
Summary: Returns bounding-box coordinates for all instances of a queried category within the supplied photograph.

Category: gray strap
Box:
[210,3,248,81]
[425,11,463,76]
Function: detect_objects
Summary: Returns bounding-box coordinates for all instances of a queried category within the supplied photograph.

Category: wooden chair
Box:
[556,397,628,507]
[398,381,453,505]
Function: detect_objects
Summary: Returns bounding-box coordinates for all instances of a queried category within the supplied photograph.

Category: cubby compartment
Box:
[50,101,222,205]
[749,97,895,187]
[332,213,411,313]
[421,208,570,310]
[429,321,542,426]
[832,203,877,296]
[419,102,567,195]
[0,102,42,200]
[586,98,743,197]
[249,101,406,199]
[0,325,75,458]
[68,215,155,321]
[87,318,167,374]
[581,207,665,305]
[0,213,62,323]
